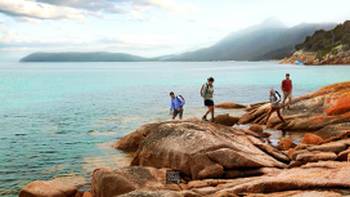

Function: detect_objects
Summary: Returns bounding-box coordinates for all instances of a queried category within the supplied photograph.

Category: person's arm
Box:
[170,100,175,112]
[200,84,206,97]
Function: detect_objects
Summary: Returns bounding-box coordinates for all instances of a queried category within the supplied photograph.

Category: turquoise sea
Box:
[0,61,350,196]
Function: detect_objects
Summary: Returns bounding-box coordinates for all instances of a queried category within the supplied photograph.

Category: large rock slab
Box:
[19,176,85,197]
[119,190,202,197]
[215,101,246,109]
[239,82,350,132]
[115,120,288,179]
[244,190,343,197]
[214,114,239,126]
[91,166,180,197]
[113,122,160,152]
[91,162,350,196]
[287,134,350,165]
[217,161,350,195]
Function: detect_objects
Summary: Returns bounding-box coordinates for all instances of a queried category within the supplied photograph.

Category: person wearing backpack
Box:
[169,92,185,120]
[200,77,215,121]
[265,88,285,124]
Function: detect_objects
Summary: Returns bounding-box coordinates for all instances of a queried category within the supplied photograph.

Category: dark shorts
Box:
[204,99,214,107]
[173,108,183,118]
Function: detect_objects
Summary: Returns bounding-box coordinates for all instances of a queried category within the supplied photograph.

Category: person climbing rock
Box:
[169,91,185,120]
[265,88,285,124]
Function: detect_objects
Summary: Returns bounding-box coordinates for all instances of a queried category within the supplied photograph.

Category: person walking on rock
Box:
[281,73,293,109]
[200,77,215,121]
[265,88,285,124]
[169,92,185,120]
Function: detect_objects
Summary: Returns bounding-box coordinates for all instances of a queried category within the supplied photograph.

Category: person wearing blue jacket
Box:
[169,92,185,120]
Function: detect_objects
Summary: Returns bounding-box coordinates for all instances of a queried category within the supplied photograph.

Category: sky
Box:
[0,0,350,59]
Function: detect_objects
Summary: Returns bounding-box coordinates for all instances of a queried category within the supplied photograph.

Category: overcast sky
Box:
[0,0,349,58]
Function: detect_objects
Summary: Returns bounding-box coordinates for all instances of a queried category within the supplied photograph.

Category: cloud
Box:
[0,0,195,21]
[142,0,196,14]
[34,0,195,17]
[36,0,129,13]
[0,0,88,20]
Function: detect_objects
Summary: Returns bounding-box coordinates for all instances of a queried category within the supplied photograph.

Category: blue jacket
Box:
[170,96,185,110]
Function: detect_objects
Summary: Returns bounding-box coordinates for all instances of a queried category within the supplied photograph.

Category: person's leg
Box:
[210,106,215,121]
[282,92,288,106]
[204,109,210,117]
[276,108,285,122]
[203,100,211,121]
[283,92,292,109]
[202,107,210,120]
[287,93,292,108]
[172,110,178,120]
[179,108,183,120]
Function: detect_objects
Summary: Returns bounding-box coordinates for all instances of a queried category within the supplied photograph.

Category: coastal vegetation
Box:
[281,21,350,65]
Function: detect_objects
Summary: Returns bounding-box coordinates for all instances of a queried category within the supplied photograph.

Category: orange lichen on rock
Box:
[325,94,350,116]
[277,137,296,151]
[308,115,327,125]
[249,124,264,133]
[301,133,323,145]
[287,148,295,159]
[318,82,350,95]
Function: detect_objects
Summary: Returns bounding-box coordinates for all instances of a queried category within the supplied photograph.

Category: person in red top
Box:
[281,73,293,109]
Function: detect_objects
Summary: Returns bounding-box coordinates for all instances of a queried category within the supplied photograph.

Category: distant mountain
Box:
[281,20,350,65]
[20,52,149,62]
[163,19,336,61]
[21,20,337,62]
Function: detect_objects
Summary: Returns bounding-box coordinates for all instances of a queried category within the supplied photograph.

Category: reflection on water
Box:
[264,128,305,146]
[1,61,350,196]
[87,130,117,136]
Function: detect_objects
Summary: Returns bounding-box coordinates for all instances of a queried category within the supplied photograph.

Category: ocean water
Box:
[0,61,350,196]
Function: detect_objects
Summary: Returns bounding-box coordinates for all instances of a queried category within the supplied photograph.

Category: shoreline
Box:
[18,81,350,197]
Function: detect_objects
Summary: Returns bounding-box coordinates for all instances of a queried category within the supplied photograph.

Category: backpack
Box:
[200,84,208,98]
[272,90,282,103]
[176,95,185,107]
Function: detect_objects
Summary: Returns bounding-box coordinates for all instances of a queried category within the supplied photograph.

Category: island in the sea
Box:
[20,52,151,62]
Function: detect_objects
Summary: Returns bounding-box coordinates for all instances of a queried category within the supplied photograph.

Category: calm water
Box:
[0,61,350,196]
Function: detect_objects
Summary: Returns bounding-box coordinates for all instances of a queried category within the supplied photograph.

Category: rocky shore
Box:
[280,50,350,65]
[281,20,350,65]
[20,82,350,197]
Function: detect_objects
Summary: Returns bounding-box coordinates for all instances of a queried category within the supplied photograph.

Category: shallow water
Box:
[0,61,350,196]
